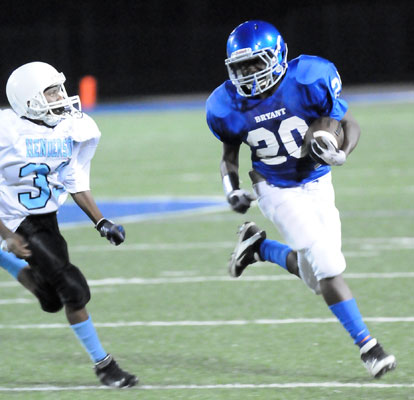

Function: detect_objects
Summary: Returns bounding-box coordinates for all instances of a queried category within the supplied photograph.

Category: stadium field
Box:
[0,99,413,399]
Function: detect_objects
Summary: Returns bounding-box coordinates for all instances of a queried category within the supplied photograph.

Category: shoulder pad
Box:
[290,55,335,86]
[61,113,101,142]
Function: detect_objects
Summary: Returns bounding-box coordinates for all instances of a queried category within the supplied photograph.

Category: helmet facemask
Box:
[26,75,81,127]
[225,37,288,97]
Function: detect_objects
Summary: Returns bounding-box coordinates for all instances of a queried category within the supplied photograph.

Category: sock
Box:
[70,315,107,363]
[0,249,28,279]
[259,239,291,270]
[329,298,372,347]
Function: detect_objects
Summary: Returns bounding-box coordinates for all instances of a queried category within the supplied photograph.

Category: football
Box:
[304,117,344,157]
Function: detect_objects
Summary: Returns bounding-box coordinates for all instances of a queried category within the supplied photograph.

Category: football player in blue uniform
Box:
[206,20,396,378]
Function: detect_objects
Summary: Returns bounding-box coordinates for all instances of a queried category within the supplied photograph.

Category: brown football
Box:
[304,117,344,152]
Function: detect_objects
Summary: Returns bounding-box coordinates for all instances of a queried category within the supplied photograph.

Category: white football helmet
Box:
[6,61,81,126]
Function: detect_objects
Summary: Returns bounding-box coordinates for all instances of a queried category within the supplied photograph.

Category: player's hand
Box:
[0,234,32,259]
[227,189,256,214]
[96,218,126,246]
[310,136,346,166]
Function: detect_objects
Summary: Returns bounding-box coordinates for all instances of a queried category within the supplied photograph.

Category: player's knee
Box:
[20,267,64,313]
[39,297,64,313]
[35,282,63,313]
[309,240,346,280]
[298,239,345,295]
[56,265,91,310]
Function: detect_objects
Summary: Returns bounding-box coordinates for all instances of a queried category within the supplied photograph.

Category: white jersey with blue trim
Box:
[0,109,101,232]
[206,55,348,187]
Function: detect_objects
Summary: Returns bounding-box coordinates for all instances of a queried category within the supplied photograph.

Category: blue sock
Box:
[259,239,291,270]
[70,315,107,363]
[329,298,372,347]
[0,249,28,279]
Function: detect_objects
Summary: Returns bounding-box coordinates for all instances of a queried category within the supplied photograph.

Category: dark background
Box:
[1,0,413,103]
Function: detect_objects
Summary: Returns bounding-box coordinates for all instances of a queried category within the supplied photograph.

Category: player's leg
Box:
[261,239,299,276]
[254,174,396,377]
[228,170,300,278]
[0,248,28,279]
[16,213,138,387]
[0,248,63,311]
[227,221,299,278]
[228,178,302,277]
[67,305,137,387]
[306,174,396,377]
[321,275,396,377]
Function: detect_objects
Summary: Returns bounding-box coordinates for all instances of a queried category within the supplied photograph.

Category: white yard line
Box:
[0,317,412,330]
[65,237,414,252]
[0,382,412,392]
[0,298,34,305]
[1,272,413,288]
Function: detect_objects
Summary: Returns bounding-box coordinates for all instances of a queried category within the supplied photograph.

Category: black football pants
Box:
[16,212,90,312]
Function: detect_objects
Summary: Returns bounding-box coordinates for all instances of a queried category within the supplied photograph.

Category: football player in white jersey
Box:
[0,61,138,388]
[206,20,396,378]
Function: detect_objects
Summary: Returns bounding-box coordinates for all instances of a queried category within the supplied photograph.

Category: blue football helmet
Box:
[225,20,288,97]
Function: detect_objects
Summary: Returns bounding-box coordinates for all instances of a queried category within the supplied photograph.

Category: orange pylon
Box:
[79,75,97,110]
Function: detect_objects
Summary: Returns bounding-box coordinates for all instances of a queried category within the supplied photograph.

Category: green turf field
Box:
[0,101,413,399]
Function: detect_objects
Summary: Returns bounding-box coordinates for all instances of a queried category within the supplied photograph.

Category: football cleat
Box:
[360,338,396,378]
[94,354,138,388]
[228,221,266,278]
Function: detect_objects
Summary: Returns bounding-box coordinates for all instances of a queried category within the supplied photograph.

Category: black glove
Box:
[227,189,256,214]
[96,218,125,246]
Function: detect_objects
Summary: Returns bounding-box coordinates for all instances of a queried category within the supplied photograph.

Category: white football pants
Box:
[252,172,346,294]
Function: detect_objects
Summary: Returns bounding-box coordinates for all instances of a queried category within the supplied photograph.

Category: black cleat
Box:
[360,339,396,378]
[94,354,138,388]
[228,221,266,278]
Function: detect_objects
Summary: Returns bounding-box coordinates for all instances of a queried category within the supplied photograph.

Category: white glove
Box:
[310,135,346,166]
[227,189,256,214]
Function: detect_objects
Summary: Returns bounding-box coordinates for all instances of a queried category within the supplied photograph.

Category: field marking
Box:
[0,317,412,330]
[0,382,413,392]
[60,203,229,229]
[0,272,413,289]
[0,298,34,305]
[65,237,414,252]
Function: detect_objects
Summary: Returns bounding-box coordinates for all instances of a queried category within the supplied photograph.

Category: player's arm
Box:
[221,142,255,214]
[310,110,361,166]
[0,219,31,258]
[340,109,361,157]
[71,191,125,246]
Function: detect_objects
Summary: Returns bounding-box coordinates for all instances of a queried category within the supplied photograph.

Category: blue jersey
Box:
[206,55,348,187]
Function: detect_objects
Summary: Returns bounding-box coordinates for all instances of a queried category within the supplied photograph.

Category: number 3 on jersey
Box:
[246,116,308,165]
[18,163,51,210]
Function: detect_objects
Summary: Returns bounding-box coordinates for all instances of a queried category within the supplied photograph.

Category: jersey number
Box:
[18,162,68,210]
[18,163,52,210]
[246,116,308,165]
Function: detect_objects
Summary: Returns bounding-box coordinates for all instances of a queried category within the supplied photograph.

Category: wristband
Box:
[222,172,239,196]
[95,218,106,230]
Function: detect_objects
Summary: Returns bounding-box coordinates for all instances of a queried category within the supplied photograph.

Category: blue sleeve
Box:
[295,56,348,121]
[205,85,243,145]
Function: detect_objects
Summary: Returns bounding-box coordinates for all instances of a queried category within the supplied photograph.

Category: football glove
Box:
[310,136,346,166]
[227,189,256,214]
[96,218,125,246]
